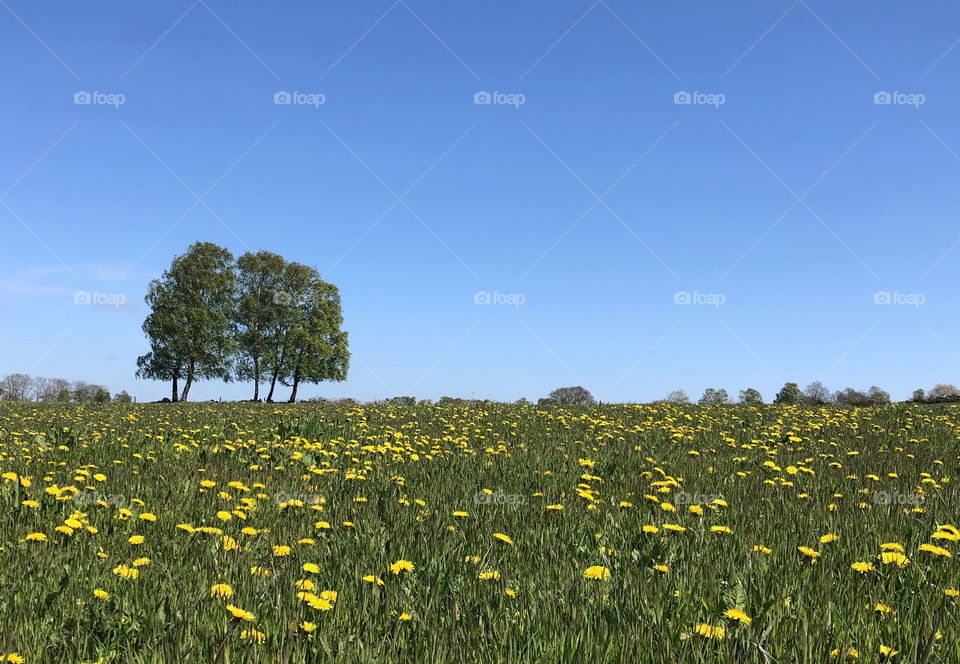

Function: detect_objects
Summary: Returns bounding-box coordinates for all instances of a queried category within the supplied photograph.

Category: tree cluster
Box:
[658,382,897,406]
[0,373,130,403]
[911,384,960,404]
[539,386,596,406]
[136,242,349,402]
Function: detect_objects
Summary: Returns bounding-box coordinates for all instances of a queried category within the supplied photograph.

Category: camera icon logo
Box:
[73,290,92,305]
[74,91,92,105]
[274,91,292,105]
[474,91,492,105]
[673,91,692,105]
[873,291,891,305]
[874,91,891,105]
[473,291,491,305]
[673,290,691,304]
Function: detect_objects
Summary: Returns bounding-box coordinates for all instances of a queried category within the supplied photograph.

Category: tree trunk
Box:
[171,375,179,402]
[180,363,195,402]
[266,370,278,403]
[287,364,301,403]
[180,378,192,402]
[252,357,260,402]
[266,349,285,403]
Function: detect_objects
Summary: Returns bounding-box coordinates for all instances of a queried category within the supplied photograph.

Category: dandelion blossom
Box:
[226,604,256,622]
[584,565,611,581]
[390,559,414,575]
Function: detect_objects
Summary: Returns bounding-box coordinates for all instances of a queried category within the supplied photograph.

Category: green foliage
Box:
[137,242,237,401]
[0,401,956,663]
[773,382,803,405]
[138,243,349,403]
[738,388,763,406]
[698,388,730,405]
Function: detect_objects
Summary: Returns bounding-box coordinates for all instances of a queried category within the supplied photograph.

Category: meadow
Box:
[0,401,957,663]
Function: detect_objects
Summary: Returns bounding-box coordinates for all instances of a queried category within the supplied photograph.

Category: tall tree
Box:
[803,381,832,406]
[547,386,595,405]
[738,388,764,406]
[699,388,730,405]
[263,261,314,402]
[0,373,32,401]
[773,382,803,405]
[282,274,349,403]
[663,390,690,404]
[234,251,286,401]
[137,242,236,401]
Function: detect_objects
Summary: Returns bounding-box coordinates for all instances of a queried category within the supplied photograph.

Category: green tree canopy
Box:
[137,242,236,401]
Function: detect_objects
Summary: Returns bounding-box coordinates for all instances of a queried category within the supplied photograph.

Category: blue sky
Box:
[1,0,959,403]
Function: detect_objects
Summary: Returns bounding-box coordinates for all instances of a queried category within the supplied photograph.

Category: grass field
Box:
[0,402,958,663]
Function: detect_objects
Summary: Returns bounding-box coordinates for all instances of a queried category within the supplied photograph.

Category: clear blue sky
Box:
[1,0,959,403]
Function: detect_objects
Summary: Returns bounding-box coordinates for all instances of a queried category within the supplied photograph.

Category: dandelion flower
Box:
[390,559,414,575]
[918,543,951,558]
[226,604,256,621]
[723,608,751,624]
[694,623,725,640]
[112,564,138,580]
[210,583,234,599]
[240,629,265,644]
[584,565,611,581]
[798,546,821,561]
[879,552,910,567]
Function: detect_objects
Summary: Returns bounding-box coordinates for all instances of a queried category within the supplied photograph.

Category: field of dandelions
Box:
[0,402,958,663]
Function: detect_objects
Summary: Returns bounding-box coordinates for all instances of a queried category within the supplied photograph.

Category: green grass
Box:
[0,402,957,663]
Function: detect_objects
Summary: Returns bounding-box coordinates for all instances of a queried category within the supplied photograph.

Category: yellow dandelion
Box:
[390,559,414,575]
[584,565,611,581]
[723,608,751,624]
[226,604,256,621]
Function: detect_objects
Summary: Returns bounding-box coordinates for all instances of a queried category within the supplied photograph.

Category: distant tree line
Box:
[0,373,131,403]
[655,382,960,406]
[136,242,349,403]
